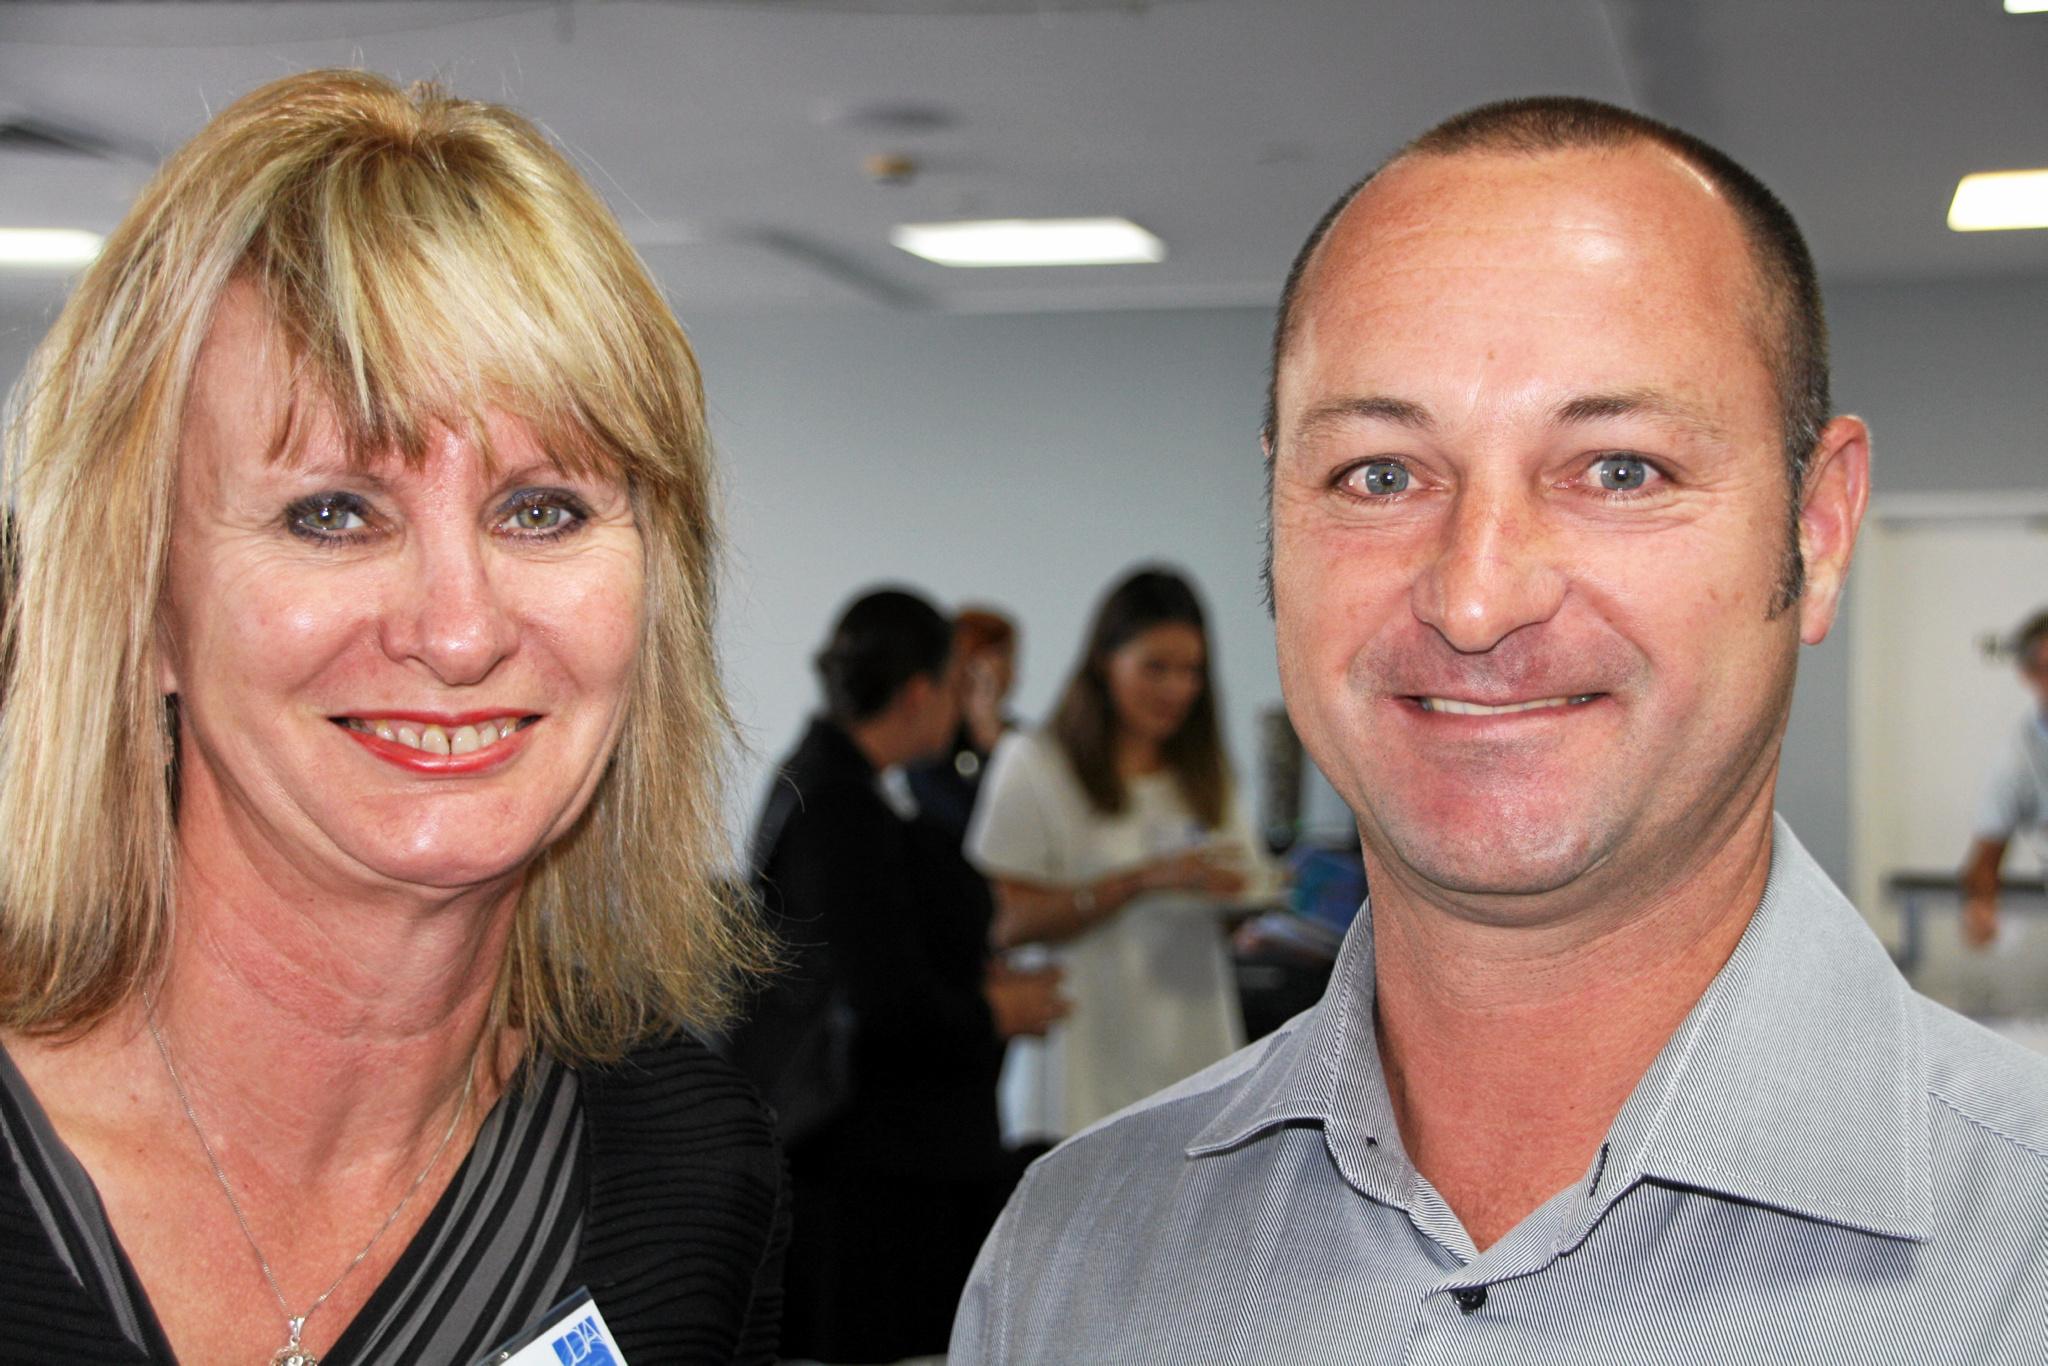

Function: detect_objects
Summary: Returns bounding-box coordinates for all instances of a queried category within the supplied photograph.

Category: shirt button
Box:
[1453,1286,1488,1315]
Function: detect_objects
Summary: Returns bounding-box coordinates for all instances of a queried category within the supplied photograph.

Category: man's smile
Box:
[1413,693,1601,716]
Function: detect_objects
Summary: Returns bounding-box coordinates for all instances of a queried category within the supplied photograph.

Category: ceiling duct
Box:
[654,0,1193,10]
[20,0,1192,7]
[654,1,1192,9]
[0,116,123,161]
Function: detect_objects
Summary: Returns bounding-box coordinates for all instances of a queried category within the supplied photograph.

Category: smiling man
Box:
[950,97,2048,1363]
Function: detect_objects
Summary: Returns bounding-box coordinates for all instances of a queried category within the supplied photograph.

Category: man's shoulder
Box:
[1912,994,2048,1161]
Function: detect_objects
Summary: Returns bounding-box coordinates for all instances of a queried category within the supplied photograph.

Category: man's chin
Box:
[1367,818,1613,907]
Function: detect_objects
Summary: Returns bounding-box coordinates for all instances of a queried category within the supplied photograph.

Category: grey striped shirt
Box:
[952,819,2048,1364]
[0,1046,586,1365]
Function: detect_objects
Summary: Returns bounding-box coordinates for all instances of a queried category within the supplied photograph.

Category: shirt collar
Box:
[1587,818,1931,1242]
[1188,818,1932,1242]
[1187,892,1404,1201]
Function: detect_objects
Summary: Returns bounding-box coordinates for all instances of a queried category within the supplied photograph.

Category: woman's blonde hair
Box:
[0,69,768,1061]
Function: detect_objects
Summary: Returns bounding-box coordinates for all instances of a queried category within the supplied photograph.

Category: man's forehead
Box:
[1274,143,1771,420]
[1316,144,1748,300]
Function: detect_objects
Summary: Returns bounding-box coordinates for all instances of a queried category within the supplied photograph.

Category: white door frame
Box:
[1847,490,2048,937]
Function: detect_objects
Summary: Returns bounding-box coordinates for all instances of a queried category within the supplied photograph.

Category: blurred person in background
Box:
[969,567,1274,1142]
[0,70,784,1364]
[1962,607,2048,948]
[729,589,1064,1364]
[907,606,1020,845]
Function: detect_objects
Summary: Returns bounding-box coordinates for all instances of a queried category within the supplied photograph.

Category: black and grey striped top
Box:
[954,820,2048,1364]
[0,1046,586,1365]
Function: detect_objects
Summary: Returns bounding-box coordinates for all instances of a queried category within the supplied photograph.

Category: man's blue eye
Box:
[1355,461,1410,496]
[1596,456,1650,491]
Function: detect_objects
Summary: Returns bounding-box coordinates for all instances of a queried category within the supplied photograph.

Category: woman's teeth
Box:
[345,717,524,754]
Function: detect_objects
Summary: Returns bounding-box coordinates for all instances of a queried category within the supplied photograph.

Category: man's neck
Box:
[845,714,909,773]
[1368,802,1776,1252]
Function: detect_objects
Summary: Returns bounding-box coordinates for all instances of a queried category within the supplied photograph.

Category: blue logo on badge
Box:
[550,1315,618,1365]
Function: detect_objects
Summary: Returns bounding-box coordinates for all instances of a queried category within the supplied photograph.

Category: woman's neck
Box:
[1115,731,1165,778]
[137,827,521,1183]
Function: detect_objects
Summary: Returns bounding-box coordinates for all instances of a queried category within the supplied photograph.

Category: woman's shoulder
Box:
[577,1032,779,1152]
[571,1032,785,1267]
[569,1033,789,1363]
[987,728,1082,793]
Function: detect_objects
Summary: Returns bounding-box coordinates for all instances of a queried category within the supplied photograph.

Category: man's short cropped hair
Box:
[815,588,955,725]
[1262,95,1829,610]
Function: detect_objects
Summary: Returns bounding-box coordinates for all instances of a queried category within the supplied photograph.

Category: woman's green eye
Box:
[288,495,368,537]
[499,490,589,536]
[514,502,563,531]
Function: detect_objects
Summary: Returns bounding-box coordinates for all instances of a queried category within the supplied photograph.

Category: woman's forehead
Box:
[189,286,613,485]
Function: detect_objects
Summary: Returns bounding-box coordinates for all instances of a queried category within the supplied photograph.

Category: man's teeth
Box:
[346,718,524,753]
[1419,695,1595,715]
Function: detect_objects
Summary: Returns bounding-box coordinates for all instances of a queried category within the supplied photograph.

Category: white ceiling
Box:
[1,0,2044,321]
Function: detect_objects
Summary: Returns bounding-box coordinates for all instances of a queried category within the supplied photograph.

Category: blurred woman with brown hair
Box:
[968,567,1273,1140]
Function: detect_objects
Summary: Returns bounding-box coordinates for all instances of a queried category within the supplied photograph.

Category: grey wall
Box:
[3,271,2043,887]
[1829,276,2048,495]
[689,306,1281,834]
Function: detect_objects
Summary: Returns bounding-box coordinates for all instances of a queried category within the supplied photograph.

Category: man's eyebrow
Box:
[1551,390,1729,442]
[1292,395,1436,440]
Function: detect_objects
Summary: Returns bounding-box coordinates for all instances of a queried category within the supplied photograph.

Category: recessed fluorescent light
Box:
[1948,169,2048,231]
[2004,0,2048,13]
[0,228,102,267]
[890,217,1165,267]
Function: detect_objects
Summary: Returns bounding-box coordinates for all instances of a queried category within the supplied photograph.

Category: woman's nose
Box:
[377,532,520,685]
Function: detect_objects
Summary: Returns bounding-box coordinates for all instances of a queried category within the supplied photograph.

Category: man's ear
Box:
[1796,415,1871,646]
[895,671,935,716]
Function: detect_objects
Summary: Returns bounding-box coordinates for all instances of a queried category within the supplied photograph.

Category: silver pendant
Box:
[270,1316,318,1366]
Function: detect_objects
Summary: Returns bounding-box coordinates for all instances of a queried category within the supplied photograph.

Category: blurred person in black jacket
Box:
[729,588,1065,1364]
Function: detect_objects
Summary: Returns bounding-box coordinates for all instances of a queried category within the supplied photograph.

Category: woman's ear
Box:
[156,616,181,696]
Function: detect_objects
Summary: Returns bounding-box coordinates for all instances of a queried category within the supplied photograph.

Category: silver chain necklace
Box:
[143,996,476,1366]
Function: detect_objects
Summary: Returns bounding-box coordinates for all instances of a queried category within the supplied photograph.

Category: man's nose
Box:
[378,531,520,685]
[1410,482,1567,654]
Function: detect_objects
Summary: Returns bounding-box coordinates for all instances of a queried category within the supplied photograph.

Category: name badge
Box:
[475,1288,630,1366]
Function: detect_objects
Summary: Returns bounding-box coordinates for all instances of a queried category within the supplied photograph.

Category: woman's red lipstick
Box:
[332,714,536,775]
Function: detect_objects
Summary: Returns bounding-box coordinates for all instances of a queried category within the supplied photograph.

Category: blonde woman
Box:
[0,72,781,1364]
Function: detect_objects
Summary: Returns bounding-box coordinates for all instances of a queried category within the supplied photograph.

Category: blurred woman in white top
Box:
[968,567,1273,1140]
